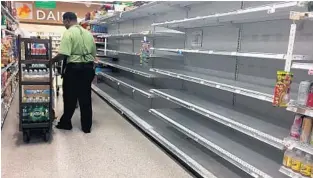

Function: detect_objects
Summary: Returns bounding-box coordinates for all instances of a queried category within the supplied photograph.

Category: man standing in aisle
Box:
[52,12,96,133]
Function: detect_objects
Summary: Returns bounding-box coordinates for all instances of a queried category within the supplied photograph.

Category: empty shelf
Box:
[150,108,286,178]
[152,2,302,29]
[151,47,308,61]
[92,83,248,178]
[150,89,288,149]
[97,2,197,24]
[98,72,154,98]
[98,30,185,39]
[98,58,156,78]
[150,68,275,102]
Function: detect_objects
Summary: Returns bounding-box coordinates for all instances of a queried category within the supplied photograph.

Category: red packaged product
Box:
[31,48,35,55]
[306,82,313,108]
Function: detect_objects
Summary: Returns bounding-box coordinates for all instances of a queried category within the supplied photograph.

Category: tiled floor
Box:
[1,92,192,178]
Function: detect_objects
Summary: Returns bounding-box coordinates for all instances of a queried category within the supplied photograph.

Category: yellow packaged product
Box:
[301,154,312,177]
[292,150,304,172]
[283,149,293,168]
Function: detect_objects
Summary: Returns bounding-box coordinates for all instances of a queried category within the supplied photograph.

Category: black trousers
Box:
[59,63,95,131]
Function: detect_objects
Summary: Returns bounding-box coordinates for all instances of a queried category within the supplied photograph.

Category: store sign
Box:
[14,1,100,25]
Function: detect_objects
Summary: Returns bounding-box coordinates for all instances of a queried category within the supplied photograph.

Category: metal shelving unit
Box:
[92,1,313,177]
[151,2,304,28]
[1,3,19,129]
[18,37,53,142]
[150,89,287,150]
[98,58,157,78]
[92,83,250,178]
[98,72,154,98]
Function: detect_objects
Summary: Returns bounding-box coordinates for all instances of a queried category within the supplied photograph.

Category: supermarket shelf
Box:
[92,83,236,178]
[1,61,17,74]
[21,60,50,64]
[151,47,308,61]
[97,2,197,24]
[92,32,106,36]
[98,58,157,78]
[21,81,50,85]
[287,100,313,117]
[21,102,50,106]
[98,72,154,98]
[279,166,305,178]
[150,89,287,150]
[152,2,302,29]
[27,55,49,60]
[98,49,137,56]
[95,42,105,45]
[1,4,19,24]
[150,68,274,102]
[284,138,313,156]
[150,108,285,178]
[291,62,313,70]
[22,122,50,129]
[1,84,18,128]
[97,48,176,59]
[98,29,185,39]
[1,71,18,95]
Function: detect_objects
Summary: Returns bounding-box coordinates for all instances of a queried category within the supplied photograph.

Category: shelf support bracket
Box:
[284,23,297,72]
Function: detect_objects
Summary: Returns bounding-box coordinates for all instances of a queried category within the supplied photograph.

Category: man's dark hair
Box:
[63,12,77,21]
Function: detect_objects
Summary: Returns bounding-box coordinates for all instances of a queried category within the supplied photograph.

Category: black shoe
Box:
[56,123,72,130]
[82,128,91,133]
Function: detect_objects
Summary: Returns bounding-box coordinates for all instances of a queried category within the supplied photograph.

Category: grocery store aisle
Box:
[1,91,192,178]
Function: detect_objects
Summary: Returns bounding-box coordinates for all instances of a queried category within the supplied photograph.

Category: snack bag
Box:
[273,71,293,107]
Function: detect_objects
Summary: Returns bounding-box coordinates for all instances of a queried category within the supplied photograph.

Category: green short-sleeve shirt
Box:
[58,25,96,63]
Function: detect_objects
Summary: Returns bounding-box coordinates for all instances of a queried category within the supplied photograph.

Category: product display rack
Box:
[92,1,313,178]
[18,37,53,142]
[1,1,19,129]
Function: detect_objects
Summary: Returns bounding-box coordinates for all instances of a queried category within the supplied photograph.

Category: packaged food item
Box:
[290,115,303,140]
[307,82,313,108]
[283,149,294,168]
[292,150,304,172]
[273,71,293,107]
[301,117,313,143]
[301,154,312,177]
[298,81,311,106]
[309,129,313,146]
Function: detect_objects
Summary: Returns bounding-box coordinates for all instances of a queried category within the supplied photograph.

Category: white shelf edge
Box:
[98,72,154,98]
[150,109,272,178]
[98,49,137,56]
[287,101,313,117]
[91,84,217,178]
[152,1,300,27]
[291,62,313,70]
[279,166,305,178]
[98,30,185,39]
[150,89,284,150]
[150,68,273,103]
[98,60,155,78]
[284,138,313,155]
[151,47,308,60]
